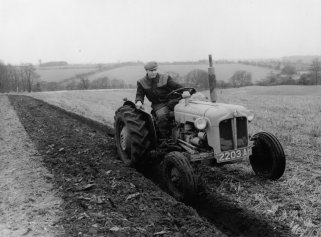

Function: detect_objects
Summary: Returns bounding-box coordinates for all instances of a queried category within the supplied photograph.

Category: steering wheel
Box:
[166,87,196,100]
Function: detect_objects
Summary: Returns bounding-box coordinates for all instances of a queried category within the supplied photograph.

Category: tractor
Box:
[114,55,286,202]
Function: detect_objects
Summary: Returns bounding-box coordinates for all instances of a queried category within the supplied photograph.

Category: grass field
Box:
[28,85,321,236]
[36,66,97,82]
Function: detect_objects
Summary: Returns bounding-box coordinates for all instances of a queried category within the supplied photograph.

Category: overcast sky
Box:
[1,0,321,64]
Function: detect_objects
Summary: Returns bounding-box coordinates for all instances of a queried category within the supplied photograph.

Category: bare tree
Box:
[229,70,253,88]
[77,75,90,90]
[0,63,40,92]
[7,65,21,92]
[0,62,8,92]
[19,64,39,92]
[185,69,208,90]
[309,58,321,85]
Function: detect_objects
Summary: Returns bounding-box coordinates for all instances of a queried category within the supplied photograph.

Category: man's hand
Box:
[135,101,143,109]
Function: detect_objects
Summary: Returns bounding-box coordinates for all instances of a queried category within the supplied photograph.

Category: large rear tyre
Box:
[249,132,286,180]
[114,106,152,166]
[161,152,197,203]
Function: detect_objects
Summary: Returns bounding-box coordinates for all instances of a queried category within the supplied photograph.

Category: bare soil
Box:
[7,95,224,237]
[6,94,295,237]
[0,95,63,236]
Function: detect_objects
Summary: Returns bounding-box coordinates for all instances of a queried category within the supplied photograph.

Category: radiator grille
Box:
[219,117,248,151]
[236,117,248,148]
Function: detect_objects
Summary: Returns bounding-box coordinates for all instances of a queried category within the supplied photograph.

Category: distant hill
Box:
[282,55,321,64]
[87,63,277,85]
[40,61,68,67]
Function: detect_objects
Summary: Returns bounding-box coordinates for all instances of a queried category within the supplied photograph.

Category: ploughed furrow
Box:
[8,95,294,237]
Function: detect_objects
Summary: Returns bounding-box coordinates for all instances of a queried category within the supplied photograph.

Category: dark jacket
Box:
[135,73,182,110]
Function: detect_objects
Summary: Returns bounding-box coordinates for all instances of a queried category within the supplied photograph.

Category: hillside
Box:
[87,64,277,85]
[34,63,277,85]
[36,66,98,82]
[282,55,321,64]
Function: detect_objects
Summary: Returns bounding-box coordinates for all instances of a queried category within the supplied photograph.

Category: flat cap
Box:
[144,61,158,71]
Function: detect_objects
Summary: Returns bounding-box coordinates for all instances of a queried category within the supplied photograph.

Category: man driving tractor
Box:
[115,56,286,202]
[135,61,183,139]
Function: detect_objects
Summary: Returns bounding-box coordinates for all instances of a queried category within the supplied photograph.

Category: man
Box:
[135,61,183,139]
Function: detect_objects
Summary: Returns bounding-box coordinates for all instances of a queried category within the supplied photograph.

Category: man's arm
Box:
[135,81,145,103]
[167,76,183,90]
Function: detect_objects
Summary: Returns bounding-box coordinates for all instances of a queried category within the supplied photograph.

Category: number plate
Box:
[216,147,252,163]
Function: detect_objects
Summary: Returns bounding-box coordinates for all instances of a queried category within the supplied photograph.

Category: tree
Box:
[20,64,39,92]
[309,58,321,85]
[165,71,184,85]
[66,80,78,90]
[34,82,42,91]
[0,63,9,92]
[185,69,209,90]
[44,81,61,91]
[90,77,110,89]
[229,70,252,87]
[281,65,296,76]
[111,78,125,88]
[7,65,21,92]
[297,73,314,85]
[279,76,296,85]
[77,75,89,90]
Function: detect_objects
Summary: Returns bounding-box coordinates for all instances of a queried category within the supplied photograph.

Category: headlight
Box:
[247,110,255,122]
[194,117,208,130]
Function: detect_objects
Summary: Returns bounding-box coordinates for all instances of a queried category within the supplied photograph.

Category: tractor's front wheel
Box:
[249,132,286,180]
[161,152,197,203]
[114,106,152,166]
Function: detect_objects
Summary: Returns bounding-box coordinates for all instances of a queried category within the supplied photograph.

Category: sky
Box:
[1,0,321,64]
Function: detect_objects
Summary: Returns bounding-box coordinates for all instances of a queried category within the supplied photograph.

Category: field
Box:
[27,85,321,236]
[87,64,276,85]
[35,66,97,82]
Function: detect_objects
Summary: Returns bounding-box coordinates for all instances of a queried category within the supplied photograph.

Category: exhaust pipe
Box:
[208,54,217,102]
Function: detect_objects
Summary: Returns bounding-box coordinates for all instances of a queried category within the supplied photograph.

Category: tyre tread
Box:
[250,131,286,180]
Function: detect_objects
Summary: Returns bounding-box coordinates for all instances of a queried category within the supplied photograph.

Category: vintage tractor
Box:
[114,55,286,202]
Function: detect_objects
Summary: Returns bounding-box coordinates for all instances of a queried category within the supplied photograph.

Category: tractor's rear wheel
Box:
[249,131,286,180]
[161,152,197,203]
[114,106,152,166]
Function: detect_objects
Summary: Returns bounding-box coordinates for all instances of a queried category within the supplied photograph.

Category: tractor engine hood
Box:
[174,99,252,126]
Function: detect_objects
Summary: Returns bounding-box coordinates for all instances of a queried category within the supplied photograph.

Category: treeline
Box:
[256,59,321,86]
[173,69,253,89]
[238,57,321,72]
[0,63,40,92]
[39,61,68,67]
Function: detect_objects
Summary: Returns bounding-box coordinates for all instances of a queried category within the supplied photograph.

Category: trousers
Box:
[154,105,170,139]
